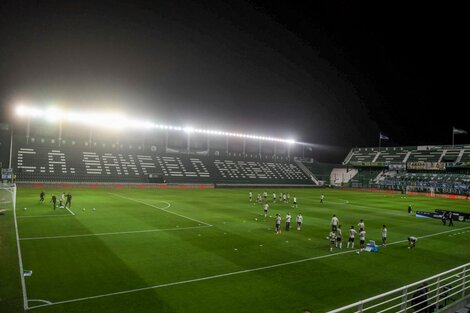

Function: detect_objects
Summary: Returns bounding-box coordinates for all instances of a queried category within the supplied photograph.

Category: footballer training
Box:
[1,108,470,313]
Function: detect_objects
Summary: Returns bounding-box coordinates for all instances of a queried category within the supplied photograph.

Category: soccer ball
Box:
[92,208,96,211]
[82,208,86,211]
[23,208,27,211]
[254,218,257,221]
[326,236,329,240]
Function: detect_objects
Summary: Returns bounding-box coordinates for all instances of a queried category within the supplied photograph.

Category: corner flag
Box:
[379,133,389,140]
[453,127,467,135]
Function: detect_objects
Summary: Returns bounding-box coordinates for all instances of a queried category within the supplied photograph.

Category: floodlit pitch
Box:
[1,187,470,313]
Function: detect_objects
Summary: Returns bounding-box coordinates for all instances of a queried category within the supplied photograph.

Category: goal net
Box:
[0,183,17,215]
[405,185,435,197]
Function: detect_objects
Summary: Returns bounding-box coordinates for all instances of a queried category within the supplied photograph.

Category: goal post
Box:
[405,185,435,197]
[0,183,16,213]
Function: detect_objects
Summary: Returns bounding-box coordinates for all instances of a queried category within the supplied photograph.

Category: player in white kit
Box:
[347,226,357,249]
[357,219,365,230]
[285,213,292,231]
[336,225,343,249]
[275,214,282,234]
[263,203,269,217]
[357,229,366,253]
[382,225,387,247]
[331,214,339,231]
[329,230,336,252]
[296,213,303,230]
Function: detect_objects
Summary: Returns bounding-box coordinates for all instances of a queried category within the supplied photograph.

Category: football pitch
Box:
[1,187,470,313]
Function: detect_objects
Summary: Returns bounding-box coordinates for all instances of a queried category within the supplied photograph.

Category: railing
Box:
[327,263,469,313]
[295,160,320,185]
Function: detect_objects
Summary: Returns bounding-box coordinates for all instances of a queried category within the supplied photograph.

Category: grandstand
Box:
[3,116,470,195]
[343,145,470,195]
[0,109,317,186]
[12,141,311,184]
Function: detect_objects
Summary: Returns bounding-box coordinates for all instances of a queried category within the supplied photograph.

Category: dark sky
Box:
[0,1,467,162]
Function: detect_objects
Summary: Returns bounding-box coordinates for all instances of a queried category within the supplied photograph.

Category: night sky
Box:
[0,1,467,162]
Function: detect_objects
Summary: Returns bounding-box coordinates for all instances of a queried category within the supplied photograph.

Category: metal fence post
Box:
[358,301,363,313]
[401,288,408,312]
[463,265,467,298]
[435,277,441,309]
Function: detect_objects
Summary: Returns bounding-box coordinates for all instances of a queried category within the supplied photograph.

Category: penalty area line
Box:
[109,193,212,227]
[26,225,470,310]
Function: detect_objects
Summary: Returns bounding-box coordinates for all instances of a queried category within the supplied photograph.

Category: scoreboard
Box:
[1,168,13,183]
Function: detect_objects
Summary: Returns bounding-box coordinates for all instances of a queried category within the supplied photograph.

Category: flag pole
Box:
[378,133,381,152]
[452,127,454,147]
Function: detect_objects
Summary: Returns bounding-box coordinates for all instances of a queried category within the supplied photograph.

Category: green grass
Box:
[1,187,470,313]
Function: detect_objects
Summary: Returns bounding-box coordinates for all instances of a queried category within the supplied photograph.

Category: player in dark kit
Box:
[65,193,72,208]
[441,212,447,225]
[50,195,57,210]
[447,212,454,227]
[40,191,45,203]
[407,204,412,214]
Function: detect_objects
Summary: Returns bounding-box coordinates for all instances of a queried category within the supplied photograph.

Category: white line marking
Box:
[65,207,75,216]
[27,226,470,310]
[17,214,72,218]
[20,225,212,241]
[28,299,52,305]
[109,193,212,226]
[11,192,29,310]
[326,201,349,205]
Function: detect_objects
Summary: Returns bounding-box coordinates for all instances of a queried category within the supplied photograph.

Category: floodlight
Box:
[15,105,27,117]
[14,104,298,144]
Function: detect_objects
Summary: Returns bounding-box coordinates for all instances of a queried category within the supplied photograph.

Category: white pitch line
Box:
[27,225,470,310]
[12,200,29,310]
[109,193,212,227]
[65,207,75,216]
[17,214,72,218]
[28,299,52,305]
[20,225,212,241]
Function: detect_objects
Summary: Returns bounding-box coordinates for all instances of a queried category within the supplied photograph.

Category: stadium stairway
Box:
[294,160,320,185]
